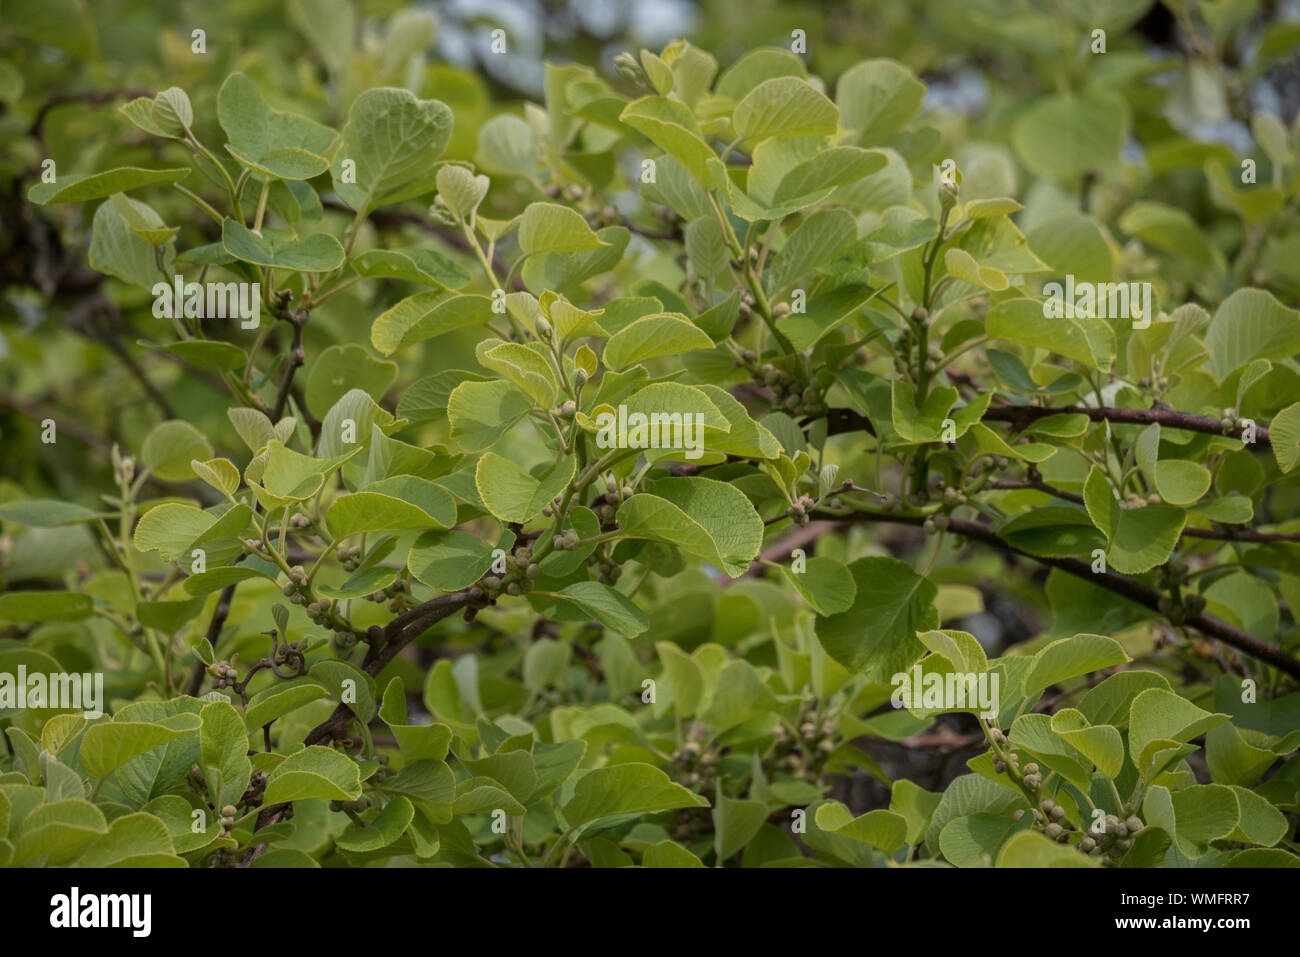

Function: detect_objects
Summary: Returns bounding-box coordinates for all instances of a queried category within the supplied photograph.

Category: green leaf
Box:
[76,812,183,867]
[29,167,190,205]
[684,216,728,280]
[1108,504,1185,574]
[13,800,107,866]
[263,745,363,804]
[619,97,728,191]
[713,795,768,860]
[562,763,708,831]
[351,247,469,291]
[523,226,628,295]
[521,640,572,692]
[836,58,926,143]
[81,716,200,779]
[777,283,877,351]
[603,314,713,370]
[447,379,533,452]
[733,77,839,142]
[436,164,489,219]
[305,344,397,420]
[986,297,1113,371]
[917,628,989,675]
[244,680,329,732]
[475,453,575,524]
[0,499,105,527]
[379,678,453,762]
[997,506,1106,559]
[336,795,415,853]
[133,503,251,562]
[1011,92,1128,181]
[1142,784,1239,859]
[200,700,252,811]
[258,440,359,501]
[815,801,907,854]
[1083,467,1186,573]
[938,812,1019,867]
[1027,212,1113,283]
[783,556,857,615]
[1129,688,1230,774]
[892,382,990,444]
[317,389,395,459]
[1225,785,1287,846]
[701,659,780,732]
[221,220,344,272]
[1049,709,1124,778]
[314,565,395,601]
[643,840,705,867]
[615,476,762,578]
[815,557,939,681]
[141,419,213,482]
[151,87,193,136]
[716,48,807,100]
[995,829,1096,867]
[217,73,335,180]
[1270,401,1300,473]
[371,292,493,356]
[372,760,455,824]
[925,773,1025,854]
[330,88,453,213]
[326,476,457,539]
[771,146,887,207]
[1022,634,1129,699]
[944,248,1009,291]
[769,209,859,298]
[89,194,174,289]
[478,341,558,406]
[545,581,648,638]
[191,457,241,497]
[1135,424,1213,506]
[517,202,609,256]
[408,530,496,592]
[0,591,93,622]
[137,597,204,634]
[656,642,705,718]
[1119,201,1220,273]
[476,115,536,178]
[1204,288,1300,381]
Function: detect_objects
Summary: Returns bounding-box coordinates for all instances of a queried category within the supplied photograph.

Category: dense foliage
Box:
[2,0,1299,869]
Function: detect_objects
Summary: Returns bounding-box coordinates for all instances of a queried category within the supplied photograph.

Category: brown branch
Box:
[989,478,1300,542]
[185,582,239,697]
[301,588,480,748]
[815,508,1300,681]
[270,314,306,421]
[735,520,838,581]
[245,587,481,862]
[981,403,1270,448]
[29,88,151,142]
[824,401,1270,448]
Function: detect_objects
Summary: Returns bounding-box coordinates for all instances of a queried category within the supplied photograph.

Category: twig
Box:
[981,403,1270,448]
[989,478,1300,542]
[815,508,1300,681]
